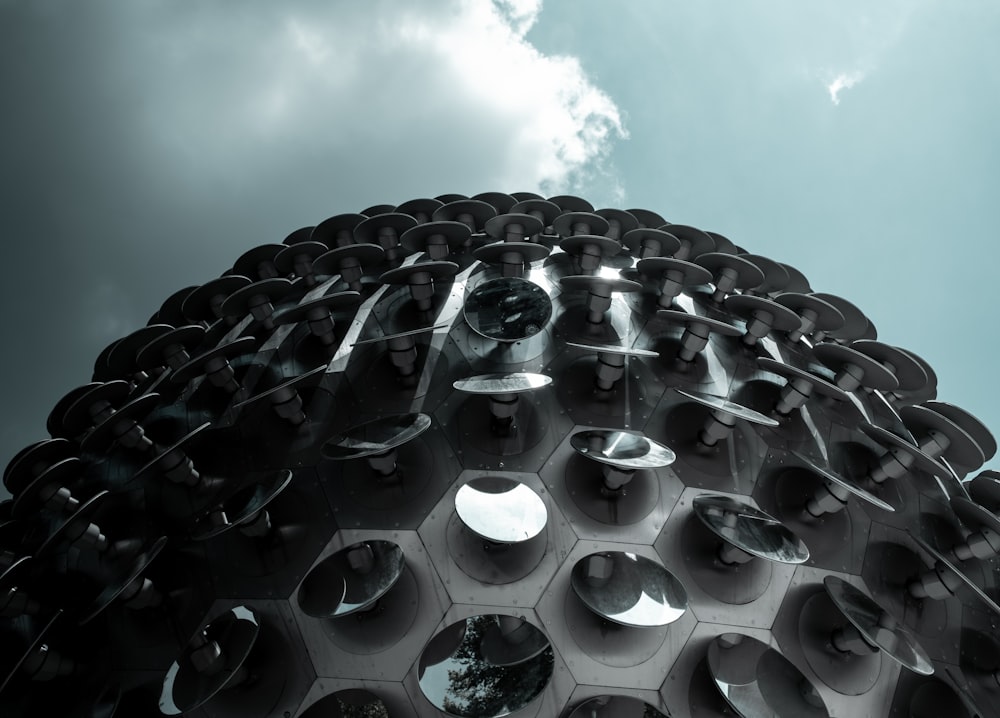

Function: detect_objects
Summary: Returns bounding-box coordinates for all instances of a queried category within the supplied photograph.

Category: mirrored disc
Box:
[297,540,404,618]
[418,615,553,718]
[859,423,951,479]
[455,477,547,544]
[568,696,669,718]
[452,372,552,395]
[322,413,431,460]
[298,689,389,718]
[707,633,829,718]
[823,576,934,675]
[352,323,450,346]
[950,496,1000,545]
[570,551,688,627]
[674,389,780,427]
[464,277,552,343]
[566,340,659,358]
[570,429,676,469]
[693,495,810,564]
[910,533,1000,616]
[790,452,895,512]
[159,605,260,716]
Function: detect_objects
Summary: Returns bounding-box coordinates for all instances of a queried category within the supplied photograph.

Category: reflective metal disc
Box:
[571,551,688,627]
[812,343,898,391]
[559,275,641,294]
[852,340,928,392]
[951,496,1000,543]
[234,365,326,410]
[352,323,450,346]
[322,413,431,460]
[190,470,293,541]
[726,295,803,332]
[568,696,669,718]
[378,260,460,285]
[171,337,258,385]
[160,605,260,716]
[707,633,829,718]
[859,423,951,479]
[925,400,997,463]
[900,405,985,470]
[757,359,849,401]
[823,576,934,675]
[479,618,551,666]
[968,470,1000,511]
[566,340,659,358]
[910,534,1000,616]
[570,429,676,470]
[79,392,161,454]
[656,310,743,337]
[297,540,405,618]
[455,477,547,544]
[133,422,211,482]
[452,372,552,395]
[674,389,780,427]
[464,277,552,343]
[298,689,389,718]
[34,489,111,559]
[773,292,844,332]
[790,452,895,512]
[693,495,810,564]
[80,535,168,625]
[810,293,870,341]
[418,615,553,718]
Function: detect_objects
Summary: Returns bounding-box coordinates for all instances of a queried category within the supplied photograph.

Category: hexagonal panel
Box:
[654,487,800,629]
[538,426,684,544]
[771,564,901,717]
[536,540,697,690]
[289,529,450,683]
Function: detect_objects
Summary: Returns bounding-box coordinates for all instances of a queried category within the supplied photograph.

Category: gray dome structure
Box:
[2,193,999,717]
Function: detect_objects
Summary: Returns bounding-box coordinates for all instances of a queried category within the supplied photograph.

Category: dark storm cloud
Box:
[0,0,626,476]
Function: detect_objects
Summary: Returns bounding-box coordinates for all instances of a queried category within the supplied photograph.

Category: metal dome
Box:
[1,195,998,717]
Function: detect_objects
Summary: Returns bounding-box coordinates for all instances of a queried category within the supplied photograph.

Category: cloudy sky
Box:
[2,0,998,489]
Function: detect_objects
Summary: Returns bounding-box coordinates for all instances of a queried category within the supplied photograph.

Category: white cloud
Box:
[826,70,866,104]
[122,0,627,205]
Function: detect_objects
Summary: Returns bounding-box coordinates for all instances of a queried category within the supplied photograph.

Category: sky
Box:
[2,0,999,492]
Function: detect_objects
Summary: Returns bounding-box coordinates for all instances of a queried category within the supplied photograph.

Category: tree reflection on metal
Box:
[418,615,553,717]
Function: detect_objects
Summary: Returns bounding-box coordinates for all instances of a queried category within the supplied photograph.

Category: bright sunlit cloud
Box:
[126,0,627,203]
[826,70,867,105]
